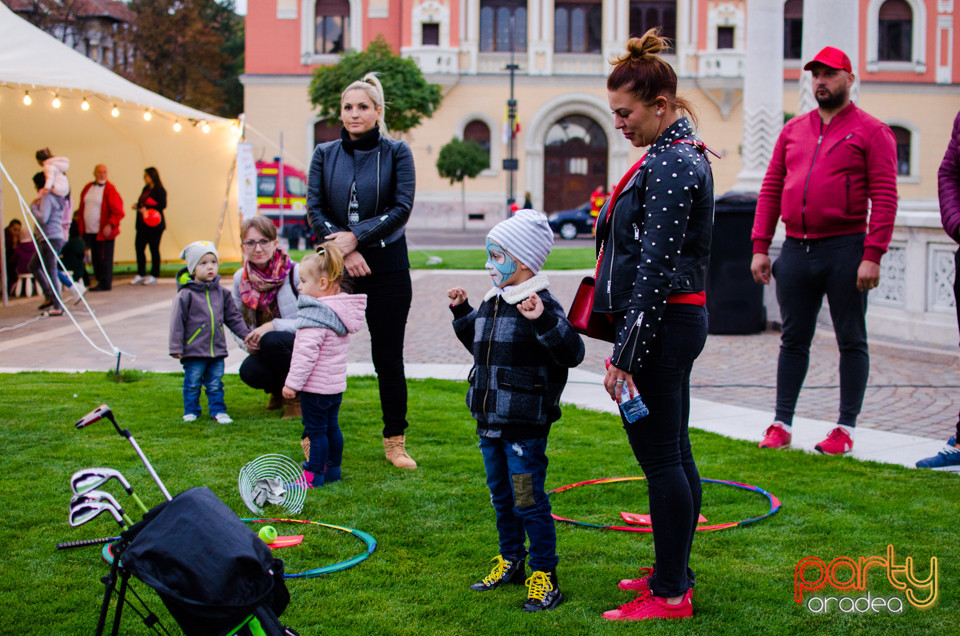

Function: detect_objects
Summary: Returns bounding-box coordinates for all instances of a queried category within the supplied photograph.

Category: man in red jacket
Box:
[77,164,124,291]
[750,46,898,456]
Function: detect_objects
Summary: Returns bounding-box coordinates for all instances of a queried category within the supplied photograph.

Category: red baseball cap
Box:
[803,46,852,73]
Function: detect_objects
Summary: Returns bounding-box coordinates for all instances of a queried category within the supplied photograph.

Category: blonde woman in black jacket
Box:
[306,73,417,470]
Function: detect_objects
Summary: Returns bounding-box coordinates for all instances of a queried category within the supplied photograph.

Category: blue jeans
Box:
[301,392,344,474]
[773,234,869,427]
[620,304,707,598]
[478,436,557,572]
[181,357,226,418]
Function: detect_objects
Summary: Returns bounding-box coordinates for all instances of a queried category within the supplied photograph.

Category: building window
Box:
[878,0,911,62]
[422,22,440,46]
[890,125,911,176]
[629,0,675,47]
[480,0,527,52]
[313,119,341,145]
[716,26,734,49]
[784,0,803,60]
[555,0,601,53]
[315,0,350,54]
[464,120,491,169]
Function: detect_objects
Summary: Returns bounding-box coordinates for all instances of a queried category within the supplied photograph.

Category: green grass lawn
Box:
[2,373,956,635]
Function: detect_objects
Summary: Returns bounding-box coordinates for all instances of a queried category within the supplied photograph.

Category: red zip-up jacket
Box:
[752,103,898,264]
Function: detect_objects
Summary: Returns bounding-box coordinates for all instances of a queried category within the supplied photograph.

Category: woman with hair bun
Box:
[593,29,715,621]
[306,72,418,470]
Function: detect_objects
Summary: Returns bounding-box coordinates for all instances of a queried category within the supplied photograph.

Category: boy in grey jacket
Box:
[169,241,251,423]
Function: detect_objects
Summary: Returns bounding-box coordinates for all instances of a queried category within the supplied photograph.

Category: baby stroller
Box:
[96,487,298,635]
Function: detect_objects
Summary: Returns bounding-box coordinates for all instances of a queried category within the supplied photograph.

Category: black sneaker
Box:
[470,555,526,591]
[522,570,563,612]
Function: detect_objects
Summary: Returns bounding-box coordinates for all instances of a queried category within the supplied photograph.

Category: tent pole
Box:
[215,160,237,247]
[1,174,7,308]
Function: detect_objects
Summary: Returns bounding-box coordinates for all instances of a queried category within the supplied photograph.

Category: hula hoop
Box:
[242,518,377,578]
[101,518,377,578]
[549,476,781,532]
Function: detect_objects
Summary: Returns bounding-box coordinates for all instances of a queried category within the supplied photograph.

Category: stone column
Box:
[798,0,860,114]
[732,0,783,192]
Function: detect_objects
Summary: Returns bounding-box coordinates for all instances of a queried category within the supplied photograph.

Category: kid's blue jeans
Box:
[478,436,558,572]
[302,392,344,475]
[181,357,226,418]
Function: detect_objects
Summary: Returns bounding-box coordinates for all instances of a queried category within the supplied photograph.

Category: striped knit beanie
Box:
[487,209,554,274]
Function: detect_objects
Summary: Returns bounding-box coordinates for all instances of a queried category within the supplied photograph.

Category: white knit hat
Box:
[486,209,554,274]
[180,240,218,275]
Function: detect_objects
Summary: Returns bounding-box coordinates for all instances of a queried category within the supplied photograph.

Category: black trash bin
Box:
[705,191,765,334]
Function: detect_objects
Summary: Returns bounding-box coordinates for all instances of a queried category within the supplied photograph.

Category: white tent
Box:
[0,2,242,275]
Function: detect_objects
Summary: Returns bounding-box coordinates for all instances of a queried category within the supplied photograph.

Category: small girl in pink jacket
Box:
[282,242,367,487]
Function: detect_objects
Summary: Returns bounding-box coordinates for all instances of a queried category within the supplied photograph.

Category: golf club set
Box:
[59,405,298,636]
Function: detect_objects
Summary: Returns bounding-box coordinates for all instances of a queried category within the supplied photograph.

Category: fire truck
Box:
[256,160,313,248]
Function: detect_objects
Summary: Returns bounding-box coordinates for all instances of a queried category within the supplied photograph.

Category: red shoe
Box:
[618,567,655,592]
[759,423,791,449]
[602,588,693,621]
[815,427,853,455]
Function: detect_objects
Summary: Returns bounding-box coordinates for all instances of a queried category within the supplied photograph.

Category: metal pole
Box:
[278,133,285,232]
[505,14,519,217]
[0,173,7,308]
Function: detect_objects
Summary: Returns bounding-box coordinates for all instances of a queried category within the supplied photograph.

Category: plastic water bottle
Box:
[620,389,649,423]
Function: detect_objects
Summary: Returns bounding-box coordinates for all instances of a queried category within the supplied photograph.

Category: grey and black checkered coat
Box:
[451,274,585,439]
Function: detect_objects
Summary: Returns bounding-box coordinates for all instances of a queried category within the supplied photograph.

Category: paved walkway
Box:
[2,260,957,469]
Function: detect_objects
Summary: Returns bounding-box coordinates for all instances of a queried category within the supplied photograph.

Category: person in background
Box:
[78,164,124,291]
[4,219,21,294]
[28,171,68,315]
[750,46,898,456]
[306,72,418,470]
[131,167,166,285]
[917,109,960,471]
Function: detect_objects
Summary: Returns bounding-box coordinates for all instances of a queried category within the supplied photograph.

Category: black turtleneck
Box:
[340,124,381,153]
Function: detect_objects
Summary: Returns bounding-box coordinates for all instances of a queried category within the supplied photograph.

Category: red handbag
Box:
[567,153,649,342]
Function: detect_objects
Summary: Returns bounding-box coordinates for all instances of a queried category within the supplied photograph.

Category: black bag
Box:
[120,487,297,636]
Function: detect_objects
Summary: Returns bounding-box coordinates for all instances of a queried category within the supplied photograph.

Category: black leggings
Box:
[135,228,163,277]
[239,330,296,395]
[352,269,412,438]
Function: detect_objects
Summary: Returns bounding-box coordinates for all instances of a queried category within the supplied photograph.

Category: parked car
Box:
[548,202,594,240]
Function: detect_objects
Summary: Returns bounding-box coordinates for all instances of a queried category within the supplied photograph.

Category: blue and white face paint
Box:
[485,238,517,288]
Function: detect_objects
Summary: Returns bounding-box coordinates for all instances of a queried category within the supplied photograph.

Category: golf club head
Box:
[70,489,125,515]
[75,404,113,429]
[70,467,133,496]
[68,500,125,528]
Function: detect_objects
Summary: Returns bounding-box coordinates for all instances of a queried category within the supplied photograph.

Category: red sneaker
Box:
[758,423,792,449]
[602,588,693,621]
[618,567,655,592]
[815,427,853,455]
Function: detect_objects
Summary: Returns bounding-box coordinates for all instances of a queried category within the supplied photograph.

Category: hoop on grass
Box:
[549,476,781,532]
[103,518,378,578]
[242,518,377,578]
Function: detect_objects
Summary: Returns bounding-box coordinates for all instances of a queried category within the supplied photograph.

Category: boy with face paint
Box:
[448,209,585,613]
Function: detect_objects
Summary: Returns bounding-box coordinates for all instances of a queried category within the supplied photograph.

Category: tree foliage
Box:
[308,35,443,135]
[122,0,240,116]
[436,138,489,185]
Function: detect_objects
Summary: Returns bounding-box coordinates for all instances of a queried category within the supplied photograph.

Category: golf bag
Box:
[116,487,298,636]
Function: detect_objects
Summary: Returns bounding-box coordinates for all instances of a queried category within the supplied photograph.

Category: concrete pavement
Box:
[1,260,956,470]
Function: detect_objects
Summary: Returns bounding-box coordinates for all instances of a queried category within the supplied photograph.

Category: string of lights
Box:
[1,81,240,136]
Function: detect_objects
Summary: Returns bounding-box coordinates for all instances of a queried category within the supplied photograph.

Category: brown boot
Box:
[282,396,301,419]
[383,435,417,469]
[267,392,284,411]
[300,436,310,462]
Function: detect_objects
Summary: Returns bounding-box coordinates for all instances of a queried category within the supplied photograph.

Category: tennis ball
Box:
[258,525,278,544]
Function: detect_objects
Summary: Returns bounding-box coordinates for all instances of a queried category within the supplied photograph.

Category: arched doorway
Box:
[543,115,607,213]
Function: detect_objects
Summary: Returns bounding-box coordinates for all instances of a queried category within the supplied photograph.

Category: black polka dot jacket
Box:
[593,117,715,374]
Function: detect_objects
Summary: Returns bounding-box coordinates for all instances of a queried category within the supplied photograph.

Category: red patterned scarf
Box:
[238,249,294,326]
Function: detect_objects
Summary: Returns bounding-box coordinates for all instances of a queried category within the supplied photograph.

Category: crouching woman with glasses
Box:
[232,216,303,418]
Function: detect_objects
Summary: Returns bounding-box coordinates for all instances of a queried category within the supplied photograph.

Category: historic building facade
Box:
[243,0,960,344]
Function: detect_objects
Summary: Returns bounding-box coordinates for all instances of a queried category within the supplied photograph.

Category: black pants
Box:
[353,269,412,438]
[773,234,869,427]
[620,304,707,598]
[135,227,163,277]
[84,234,115,290]
[953,249,960,440]
[239,329,296,395]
